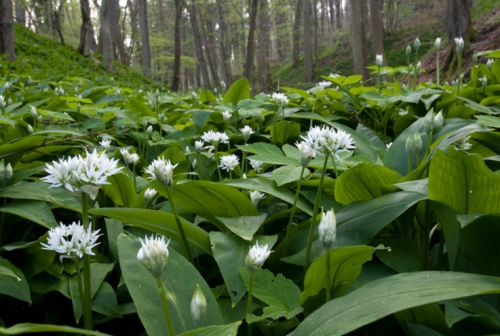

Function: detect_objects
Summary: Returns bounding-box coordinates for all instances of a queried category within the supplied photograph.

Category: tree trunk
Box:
[215,0,229,86]
[292,0,303,67]
[303,0,313,82]
[199,4,219,86]
[0,0,16,61]
[108,0,127,64]
[189,0,210,88]
[14,0,24,26]
[171,0,182,91]
[53,1,65,45]
[351,0,368,79]
[100,0,113,69]
[138,0,151,77]
[370,0,385,64]
[244,0,258,84]
[257,0,269,92]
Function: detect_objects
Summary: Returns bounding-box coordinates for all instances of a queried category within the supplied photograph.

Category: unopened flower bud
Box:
[434,111,444,129]
[434,37,441,50]
[5,163,12,180]
[454,37,464,54]
[250,191,266,208]
[406,45,412,57]
[423,110,434,134]
[481,76,487,89]
[190,284,207,326]
[144,188,157,205]
[376,54,383,67]
[318,208,336,250]
[414,37,420,51]
[137,235,170,279]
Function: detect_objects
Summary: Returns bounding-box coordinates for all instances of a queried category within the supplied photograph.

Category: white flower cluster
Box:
[240,125,255,141]
[296,126,355,160]
[42,149,123,193]
[120,148,140,166]
[271,92,289,106]
[250,191,266,207]
[137,234,170,278]
[201,130,229,146]
[219,154,239,172]
[245,241,272,273]
[144,157,178,187]
[41,221,101,260]
[249,159,263,173]
[318,81,332,88]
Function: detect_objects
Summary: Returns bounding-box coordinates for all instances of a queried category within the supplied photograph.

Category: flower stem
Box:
[81,193,92,330]
[304,154,329,270]
[457,52,463,96]
[75,258,87,328]
[283,166,306,256]
[165,187,193,264]
[325,249,331,302]
[436,50,440,86]
[247,272,255,336]
[157,278,176,336]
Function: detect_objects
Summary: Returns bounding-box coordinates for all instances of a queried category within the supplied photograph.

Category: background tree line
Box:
[0,0,473,92]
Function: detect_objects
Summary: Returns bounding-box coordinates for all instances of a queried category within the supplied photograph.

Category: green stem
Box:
[157,278,176,336]
[283,166,306,256]
[75,258,87,328]
[165,187,193,264]
[325,249,331,302]
[197,152,204,180]
[377,66,381,88]
[247,272,255,336]
[81,193,92,330]
[414,51,419,90]
[457,52,462,96]
[241,141,247,173]
[304,154,329,270]
[436,50,440,86]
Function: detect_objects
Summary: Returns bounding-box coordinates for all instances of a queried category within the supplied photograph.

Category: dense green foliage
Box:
[0,26,500,336]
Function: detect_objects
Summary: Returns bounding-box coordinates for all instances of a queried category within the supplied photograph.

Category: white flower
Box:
[318,208,336,250]
[222,111,232,123]
[246,241,272,273]
[42,155,83,192]
[137,234,170,278]
[376,54,383,67]
[296,141,314,166]
[190,284,207,326]
[30,105,38,117]
[454,37,464,54]
[100,138,111,150]
[481,76,487,88]
[146,125,153,135]
[41,221,101,260]
[454,136,472,151]
[318,81,332,88]
[249,159,263,173]
[300,126,355,159]
[435,37,441,50]
[144,157,178,187]
[120,148,139,166]
[272,92,289,106]
[27,124,34,134]
[240,125,254,141]
[195,140,205,152]
[486,59,493,69]
[79,149,124,187]
[250,191,266,208]
[201,130,229,146]
[144,187,157,205]
[219,154,239,172]
[386,142,392,149]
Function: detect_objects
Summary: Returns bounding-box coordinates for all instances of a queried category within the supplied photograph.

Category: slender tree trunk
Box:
[108,0,127,64]
[14,0,24,26]
[126,0,138,62]
[53,1,65,45]
[292,0,303,67]
[189,0,210,88]
[443,0,473,76]
[199,5,219,86]
[303,0,313,82]
[351,0,368,79]
[138,0,151,77]
[257,0,269,92]
[100,0,113,69]
[0,0,16,61]
[171,0,183,91]
[215,0,229,86]
[244,0,258,83]
[370,0,385,63]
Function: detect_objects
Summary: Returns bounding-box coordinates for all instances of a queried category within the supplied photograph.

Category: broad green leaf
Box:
[223,78,250,104]
[283,191,426,265]
[395,304,450,336]
[445,297,500,329]
[272,165,309,186]
[269,120,301,147]
[343,75,363,85]
[89,207,211,255]
[289,271,500,336]
[334,162,401,204]
[216,214,268,241]
[0,256,31,303]
[198,90,215,104]
[240,268,303,322]
[225,178,313,215]
[92,281,121,318]
[118,234,223,335]
[0,200,57,228]
[301,246,377,303]
[406,322,446,336]
[0,323,111,335]
[457,96,496,115]
[102,171,136,207]
[209,232,277,306]
[238,142,298,166]
[475,115,500,128]
[375,238,420,273]
[177,322,241,336]
[432,202,462,271]
[428,149,500,214]
[0,181,81,212]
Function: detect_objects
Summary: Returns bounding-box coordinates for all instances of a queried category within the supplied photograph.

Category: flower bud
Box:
[245,241,272,274]
[4,163,12,181]
[144,188,157,205]
[250,191,266,208]
[486,59,493,69]
[137,235,170,279]
[434,37,441,50]
[405,45,412,56]
[454,37,464,54]
[146,125,153,135]
[190,284,207,326]
[318,208,336,250]
[434,111,444,129]
[375,54,383,67]
[414,37,421,51]
[481,76,487,89]
[423,110,434,134]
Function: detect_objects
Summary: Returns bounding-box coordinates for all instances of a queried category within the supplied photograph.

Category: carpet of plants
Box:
[1,38,500,336]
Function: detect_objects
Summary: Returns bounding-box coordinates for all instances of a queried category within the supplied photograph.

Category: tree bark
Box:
[244,0,258,83]
[100,0,113,69]
[14,0,24,26]
[0,0,16,61]
[370,0,385,64]
[292,0,303,67]
[137,0,151,77]
[351,0,368,79]
[171,0,183,91]
[257,0,270,92]
[303,0,313,82]
[189,0,210,88]
[215,0,229,86]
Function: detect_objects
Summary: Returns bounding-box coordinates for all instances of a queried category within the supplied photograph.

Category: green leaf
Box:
[102,171,136,207]
[0,200,57,228]
[0,256,31,303]
[216,214,267,241]
[289,271,500,336]
[223,78,250,104]
[89,207,212,256]
[0,323,111,335]
[92,281,122,318]
[429,149,500,215]
[301,246,377,303]
[334,162,401,204]
[177,322,242,336]
[475,115,500,128]
[269,120,301,147]
[240,268,303,322]
[272,165,309,186]
[209,232,277,306]
[445,297,500,329]
[118,234,223,335]
[343,75,363,86]
[238,142,298,166]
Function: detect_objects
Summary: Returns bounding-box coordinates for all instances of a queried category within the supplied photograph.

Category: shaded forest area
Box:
[0,0,499,92]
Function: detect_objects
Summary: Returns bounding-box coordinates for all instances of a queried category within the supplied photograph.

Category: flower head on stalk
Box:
[454,37,464,54]
[250,191,266,208]
[222,111,232,124]
[375,54,383,67]
[318,81,332,88]
[318,208,336,250]
[41,221,101,261]
[240,125,255,142]
[245,241,272,273]
[144,157,178,188]
[201,130,229,147]
[300,126,355,160]
[249,159,263,173]
[219,154,239,172]
[120,148,139,166]
[271,92,289,106]
[190,285,207,326]
[435,37,441,50]
[137,234,170,279]
[144,187,157,205]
